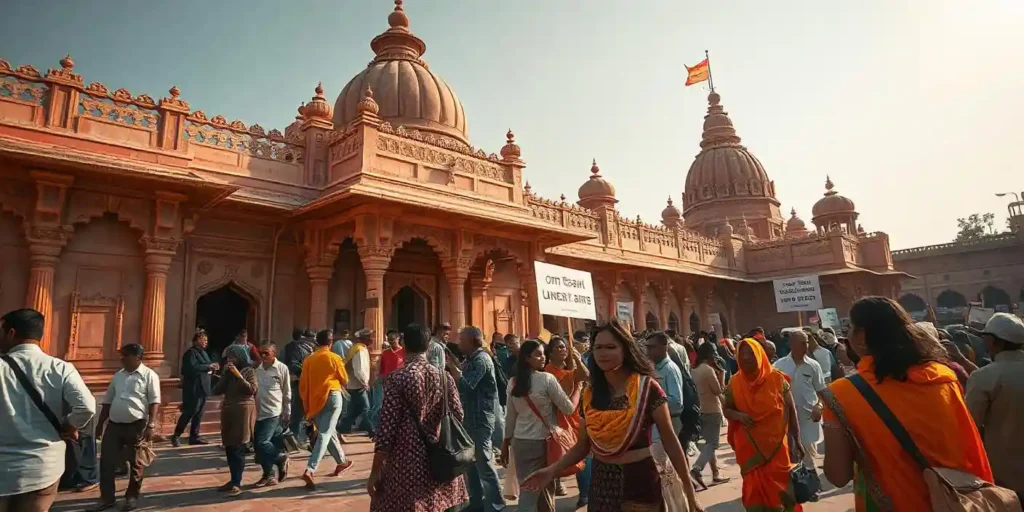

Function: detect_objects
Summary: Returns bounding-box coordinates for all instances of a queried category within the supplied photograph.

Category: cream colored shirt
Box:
[504,372,575,441]
[965,350,1024,495]
[691,363,724,415]
[102,363,161,424]
[256,359,291,421]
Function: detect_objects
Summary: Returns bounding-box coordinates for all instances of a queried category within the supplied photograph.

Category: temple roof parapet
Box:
[892,232,1020,260]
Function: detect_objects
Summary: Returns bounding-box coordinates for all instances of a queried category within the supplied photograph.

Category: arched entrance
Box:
[936,289,968,309]
[196,284,256,358]
[980,286,1011,310]
[689,311,700,334]
[390,285,428,332]
[645,311,659,331]
[898,293,928,313]
[668,312,680,333]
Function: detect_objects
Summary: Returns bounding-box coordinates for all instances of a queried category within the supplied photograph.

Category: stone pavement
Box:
[53,434,854,511]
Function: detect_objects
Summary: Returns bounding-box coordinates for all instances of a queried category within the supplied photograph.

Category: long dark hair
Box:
[588,319,656,409]
[849,296,945,383]
[511,340,543,398]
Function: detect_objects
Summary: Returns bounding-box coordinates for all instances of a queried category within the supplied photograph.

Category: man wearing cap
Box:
[338,329,374,438]
[91,344,161,511]
[965,312,1024,500]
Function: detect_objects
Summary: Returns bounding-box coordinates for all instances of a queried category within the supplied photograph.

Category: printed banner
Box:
[773,275,823,313]
[534,261,597,320]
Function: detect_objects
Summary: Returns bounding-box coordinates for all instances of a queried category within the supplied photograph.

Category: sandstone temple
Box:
[0,0,904,402]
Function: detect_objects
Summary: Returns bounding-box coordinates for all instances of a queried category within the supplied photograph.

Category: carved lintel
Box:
[357,245,394,270]
[140,236,180,254]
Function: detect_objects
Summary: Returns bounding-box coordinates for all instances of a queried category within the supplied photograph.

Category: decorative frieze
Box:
[376,134,511,183]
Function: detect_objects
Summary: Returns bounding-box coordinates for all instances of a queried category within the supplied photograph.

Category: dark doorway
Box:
[689,311,700,334]
[645,311,659,331]
[196,285,253,359]
[668,313,680,333]
[391,286,427,332]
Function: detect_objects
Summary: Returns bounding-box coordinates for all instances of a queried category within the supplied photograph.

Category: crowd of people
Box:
[1,294,1023,511]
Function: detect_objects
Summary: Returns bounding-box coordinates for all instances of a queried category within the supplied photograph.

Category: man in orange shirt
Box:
[299,329,351,489]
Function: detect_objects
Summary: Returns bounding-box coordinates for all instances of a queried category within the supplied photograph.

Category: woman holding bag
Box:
[500,340,585,511]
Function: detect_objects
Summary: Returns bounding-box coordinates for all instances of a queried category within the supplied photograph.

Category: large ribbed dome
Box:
[683,92,778,215]
[333,0,468,144]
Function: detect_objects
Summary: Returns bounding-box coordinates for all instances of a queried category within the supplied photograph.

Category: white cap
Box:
[981,313,1024,344]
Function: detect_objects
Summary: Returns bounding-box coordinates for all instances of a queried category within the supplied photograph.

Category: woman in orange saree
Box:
[724,338,803,512]
[820,297,994,512]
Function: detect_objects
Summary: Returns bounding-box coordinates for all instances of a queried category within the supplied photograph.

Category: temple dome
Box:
[811,176,856,219]
[577,159,616,209]
[683,92,778,215]
[785,208,810,236]
[661,196,682,226]
[333,0,468,144]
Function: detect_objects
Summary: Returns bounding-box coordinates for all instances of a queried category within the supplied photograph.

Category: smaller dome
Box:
[786,207,810,235]
[500,129,521,161]
[577,159,617,207]
[661,196,682,226]
[811,176,856,219]
[305,82,333,121]
[737,215,755,238]
[356,85,379,116]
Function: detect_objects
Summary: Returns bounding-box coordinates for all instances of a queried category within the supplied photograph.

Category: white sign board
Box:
[818,308,840,329]
[534,261,597,320]
[968,307,995,326]
[773,274,823,313]
[616,301,634,324]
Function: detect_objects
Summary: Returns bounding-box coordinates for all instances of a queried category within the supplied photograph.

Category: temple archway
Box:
[980,286,1011,309]
[196,283,257,359]
[936,289,968,309]
[689,311,700,334]
[668,312,680,333]
[645,311,659,331]
[390,285,429,332]
[898,293,928,313]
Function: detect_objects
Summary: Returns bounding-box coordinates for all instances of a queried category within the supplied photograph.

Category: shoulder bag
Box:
[1,355,81,470]
[407,367,476,483]
[524,394,584,477]
[850,374,1021,512]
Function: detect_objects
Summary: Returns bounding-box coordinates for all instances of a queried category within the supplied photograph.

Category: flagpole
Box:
[705,49,715,93]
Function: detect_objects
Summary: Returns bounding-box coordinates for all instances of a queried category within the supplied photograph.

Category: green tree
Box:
[956,213,996,241]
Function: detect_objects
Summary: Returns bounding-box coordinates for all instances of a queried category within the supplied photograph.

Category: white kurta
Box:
[773,355,826,446]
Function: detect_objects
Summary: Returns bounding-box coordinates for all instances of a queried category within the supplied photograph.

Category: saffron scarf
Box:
[343,342,367,366]
[545,364,580,425]
[727,338,798,512]
[583,373,652,458]
[822,355,993,512]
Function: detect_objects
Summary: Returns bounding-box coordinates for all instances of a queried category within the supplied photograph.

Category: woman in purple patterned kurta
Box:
[367,324,469,511]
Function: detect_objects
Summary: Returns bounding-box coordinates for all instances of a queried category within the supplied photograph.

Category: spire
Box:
[501,129,522,162]
[590,158,600,176]
[699,91,742,150]
[824,175,837,196]
[370,0,426,64]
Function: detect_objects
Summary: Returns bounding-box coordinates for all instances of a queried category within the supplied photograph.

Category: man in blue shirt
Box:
[446,326,504,511]
[645,331,684,439]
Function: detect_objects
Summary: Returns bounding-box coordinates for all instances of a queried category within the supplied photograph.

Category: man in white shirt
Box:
[773,331,825,475]
[330,329,352,360]
[91,344,161,511]
[338,329,374,437]
[254,343,291,487]
[1,308,95,511]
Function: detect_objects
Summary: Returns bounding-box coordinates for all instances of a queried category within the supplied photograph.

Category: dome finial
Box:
[790,207,797,217]
[501,128,521,162]
[315,81,324,97]
[824,175,836,196]
[389,0,410,29]
[304,81,333,121]
[667,195,673,206]
[591,159,600,175]
[699,90,741,150]
[357,85,380,115]
[60,54,74,71]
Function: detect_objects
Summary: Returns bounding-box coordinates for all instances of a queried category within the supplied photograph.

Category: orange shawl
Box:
[823,355,993,512]
[583,373,652,458]
[727,338,797,511]
[545,363,580,424]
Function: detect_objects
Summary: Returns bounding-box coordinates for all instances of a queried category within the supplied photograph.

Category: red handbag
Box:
[524,397,584,477]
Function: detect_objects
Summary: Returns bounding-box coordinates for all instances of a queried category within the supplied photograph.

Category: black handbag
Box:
[1,355,81,471]
[412,367,476,483]
[791,462,822,503]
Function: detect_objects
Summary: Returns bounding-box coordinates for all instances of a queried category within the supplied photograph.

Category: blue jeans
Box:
[254,417,282,477]
[225,445,246,487]
[466,424,505,511]
[577,455,592,501]
[338,388,374,435]
[307,391,346,473]
[368,377,384,431]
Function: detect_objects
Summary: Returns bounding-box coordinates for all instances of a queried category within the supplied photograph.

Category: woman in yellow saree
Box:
[724,338,804,512]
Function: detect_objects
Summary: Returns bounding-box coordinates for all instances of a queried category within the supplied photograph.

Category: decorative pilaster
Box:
[659,293,670,331]
[306,265,334,331]
[519,265,542,337]
[140,236,178,361]
[470,265,491,335]
[24,226,70,354]
[443,256,472,330]
[357,246,392,353]
[632,282,647,331]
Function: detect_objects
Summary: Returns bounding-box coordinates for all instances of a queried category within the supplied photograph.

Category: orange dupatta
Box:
[822,356,993,512]
[583,373,653,458]
[727,338,799,511]
[544,364,580,428]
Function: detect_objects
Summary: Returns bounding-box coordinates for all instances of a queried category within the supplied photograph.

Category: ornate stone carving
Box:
[67,291,125,360]
[0,76,48,106]
[197,260,214,275]
[79,97,159,131]
[376,135,511,183]
[329,133,362,162]
[183,122,303,163]
[44,55,83,86]
[357,245,394,260]
[140,236,180,253]
[391,223,452,259]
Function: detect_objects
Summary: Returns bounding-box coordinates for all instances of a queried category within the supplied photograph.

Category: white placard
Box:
[616,301,634,324]
[968,307,995,326]
[818,308,840,328]
[773,274,823,313]
[534,261,597,320]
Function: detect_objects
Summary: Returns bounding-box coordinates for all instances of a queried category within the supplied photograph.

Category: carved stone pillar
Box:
[520,265,542,337]
[444,258,471,330]
[659,293,670,331]
[358,246,392,353]
[140,237,178,361]
[696,288,711,334]
[306,265,334,331]
[24,227,69,354]
[632,286,647,331]
[470,277,489,335]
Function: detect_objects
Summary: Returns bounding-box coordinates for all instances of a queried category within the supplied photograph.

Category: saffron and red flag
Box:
[685,58,710,86]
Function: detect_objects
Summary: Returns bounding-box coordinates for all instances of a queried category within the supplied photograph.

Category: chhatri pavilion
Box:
[0,1,902,406]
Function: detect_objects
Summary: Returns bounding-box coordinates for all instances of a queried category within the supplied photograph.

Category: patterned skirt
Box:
[589,456,664,512]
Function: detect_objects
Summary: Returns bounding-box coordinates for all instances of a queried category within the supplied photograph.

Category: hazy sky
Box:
[2,0,1021,249]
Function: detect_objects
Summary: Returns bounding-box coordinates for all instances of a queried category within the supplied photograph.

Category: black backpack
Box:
[678,368,702,444]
